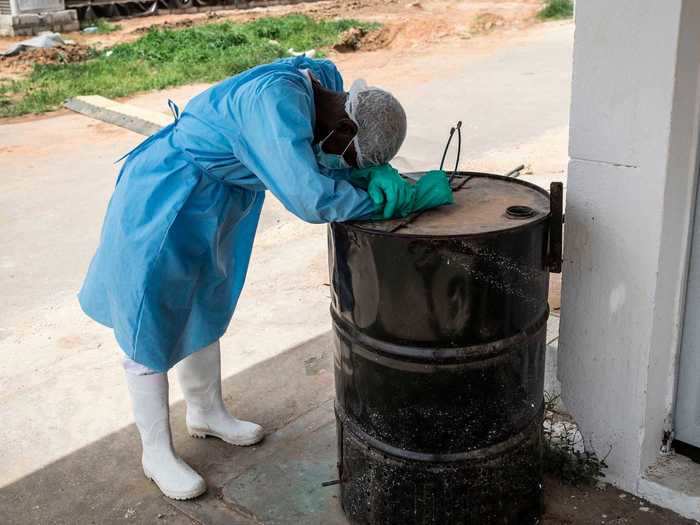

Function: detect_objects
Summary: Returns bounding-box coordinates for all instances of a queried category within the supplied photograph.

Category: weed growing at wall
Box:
[543,392,609,485]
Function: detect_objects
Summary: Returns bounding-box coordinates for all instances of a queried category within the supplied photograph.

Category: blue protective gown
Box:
[79,56,376,372]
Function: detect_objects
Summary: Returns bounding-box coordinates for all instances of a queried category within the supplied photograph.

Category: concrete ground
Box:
[1,17,695,524]
[1,333,697,525]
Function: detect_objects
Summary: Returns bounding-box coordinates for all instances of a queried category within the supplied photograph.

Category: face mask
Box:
[315,129,354,170]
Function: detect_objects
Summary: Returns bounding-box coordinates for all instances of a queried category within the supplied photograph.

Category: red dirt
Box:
[0,43,94,78]
[0,0,543,80]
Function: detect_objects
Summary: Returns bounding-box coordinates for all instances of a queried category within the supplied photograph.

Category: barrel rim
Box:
[341,172,552,240]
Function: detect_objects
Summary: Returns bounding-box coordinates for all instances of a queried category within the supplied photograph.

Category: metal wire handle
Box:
[439,121,463,183]
[450,121,462,183]
[387,122,465,234]
[439,126,455,171]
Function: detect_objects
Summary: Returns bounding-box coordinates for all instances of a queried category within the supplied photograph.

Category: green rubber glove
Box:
[368,166,416,219]
[351,164,416,219]
[413,170,454,212]
[348,165,376,190]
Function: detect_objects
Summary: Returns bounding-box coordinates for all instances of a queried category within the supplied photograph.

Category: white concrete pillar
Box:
[559,0,700,492]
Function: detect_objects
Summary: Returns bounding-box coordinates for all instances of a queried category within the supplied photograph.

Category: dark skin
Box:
[310,75,359,168]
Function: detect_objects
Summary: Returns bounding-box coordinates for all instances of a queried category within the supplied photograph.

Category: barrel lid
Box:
[352,172,551,237]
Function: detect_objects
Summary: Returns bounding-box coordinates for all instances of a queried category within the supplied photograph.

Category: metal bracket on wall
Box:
[547,182,564,273]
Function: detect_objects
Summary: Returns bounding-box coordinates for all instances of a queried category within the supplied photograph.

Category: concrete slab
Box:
[0,333,337,525]
[222,404,347,525]
[64,95,173,136]
[641,455,700,522]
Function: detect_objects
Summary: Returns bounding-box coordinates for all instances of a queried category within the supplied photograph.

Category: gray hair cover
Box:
[345,79,407,168]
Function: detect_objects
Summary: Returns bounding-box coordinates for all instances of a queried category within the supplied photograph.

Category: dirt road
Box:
[0,0,542,78]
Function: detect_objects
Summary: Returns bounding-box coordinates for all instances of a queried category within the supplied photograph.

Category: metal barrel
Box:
[329,172,563,524]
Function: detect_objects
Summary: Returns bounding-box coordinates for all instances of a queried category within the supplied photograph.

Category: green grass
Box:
[95,18,122,33]
[0,15,377,118]
[537,0,574,20]
[80,18,122,33]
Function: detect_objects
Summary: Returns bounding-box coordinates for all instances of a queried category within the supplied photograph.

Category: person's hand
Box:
[365,165,416,219]
[349,164,399,190]
[348,165,375,189]
[413,170,454,212]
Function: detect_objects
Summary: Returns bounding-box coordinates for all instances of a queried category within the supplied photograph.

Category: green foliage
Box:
[543,393,609,486]
[1,15,375,117]
[80,18,122,33]
[96,19,122,33]
[537,0,574,20]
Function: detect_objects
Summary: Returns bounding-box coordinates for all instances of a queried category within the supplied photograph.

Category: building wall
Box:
[559,0,700,492]
[645,0,700,467]
[15,0,64,14]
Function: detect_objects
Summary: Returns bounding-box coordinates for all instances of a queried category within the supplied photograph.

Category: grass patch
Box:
[1,14,377,118]
[537,0,574,20]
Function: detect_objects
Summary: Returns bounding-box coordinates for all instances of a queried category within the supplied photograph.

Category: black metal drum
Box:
[329,172,563,525]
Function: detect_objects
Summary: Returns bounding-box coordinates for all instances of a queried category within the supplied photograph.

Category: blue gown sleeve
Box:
[233,75,376,224]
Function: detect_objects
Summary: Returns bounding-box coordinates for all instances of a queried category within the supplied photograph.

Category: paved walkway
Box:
[1,332,695,524]
[0,21,573,492]
[8,19,686,525]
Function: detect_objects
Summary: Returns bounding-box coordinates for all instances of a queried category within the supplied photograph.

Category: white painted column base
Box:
[639,455,700,521]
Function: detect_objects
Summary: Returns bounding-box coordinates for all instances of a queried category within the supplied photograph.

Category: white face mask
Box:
[315,129,354,170]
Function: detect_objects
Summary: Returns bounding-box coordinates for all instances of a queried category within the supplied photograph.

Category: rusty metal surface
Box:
[329,184,550,522]
[353,172,550,237]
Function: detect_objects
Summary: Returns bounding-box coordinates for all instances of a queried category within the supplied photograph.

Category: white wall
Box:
[16,0,65,12]
[559,0,700,491]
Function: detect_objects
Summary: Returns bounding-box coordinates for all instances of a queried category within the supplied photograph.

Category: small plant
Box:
[96,19,122,33]
[80,18,122,33]
[543,392,609,485]
[537,0,574,20]
[0,80,12,107]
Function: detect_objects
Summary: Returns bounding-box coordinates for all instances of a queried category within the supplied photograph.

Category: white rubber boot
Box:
[125,372,207,500]
[178,341,264,446]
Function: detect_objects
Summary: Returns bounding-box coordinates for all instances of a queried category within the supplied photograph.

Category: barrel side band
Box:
[331,308,549,365]
[335,402,543,464]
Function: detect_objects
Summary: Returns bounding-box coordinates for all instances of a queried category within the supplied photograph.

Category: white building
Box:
[560,0,700,519]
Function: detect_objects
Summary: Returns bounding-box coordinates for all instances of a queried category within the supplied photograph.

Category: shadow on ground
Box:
[0,333,337,525]
[0,332,695,525]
